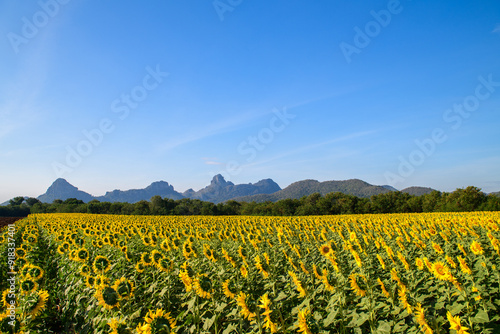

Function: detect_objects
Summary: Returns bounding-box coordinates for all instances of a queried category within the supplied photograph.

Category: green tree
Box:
[9,196,25,206]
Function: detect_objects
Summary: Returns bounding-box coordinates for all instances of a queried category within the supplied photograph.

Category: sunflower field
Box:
[1,212,499,334]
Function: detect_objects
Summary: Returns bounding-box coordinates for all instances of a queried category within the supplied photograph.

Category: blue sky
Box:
[1,0,499,202]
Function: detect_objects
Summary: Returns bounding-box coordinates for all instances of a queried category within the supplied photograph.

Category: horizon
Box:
[3,175,498,204]
[1,1,499,203]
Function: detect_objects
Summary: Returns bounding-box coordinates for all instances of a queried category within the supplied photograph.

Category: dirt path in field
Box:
[0,217,25,231]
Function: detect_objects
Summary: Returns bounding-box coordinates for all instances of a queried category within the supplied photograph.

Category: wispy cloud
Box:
[201,157,224,165]
[493,24,500,34]
[157,86,365,153]
[157,110,268,152]
[242,129,380,169]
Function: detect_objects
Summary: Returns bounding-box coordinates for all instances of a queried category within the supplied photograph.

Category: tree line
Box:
[1,186,499,217]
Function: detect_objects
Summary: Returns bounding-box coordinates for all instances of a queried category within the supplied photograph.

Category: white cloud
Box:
[493,24,500,34]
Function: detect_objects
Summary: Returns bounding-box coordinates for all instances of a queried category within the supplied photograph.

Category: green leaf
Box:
[377,321,392,334]
[215,302,227,312]
[323,307,339,327]
[203,313,216,331]
[473,309,489,323]
[187,296,196,311]
[222,324,238,334]
[275,291,288,302]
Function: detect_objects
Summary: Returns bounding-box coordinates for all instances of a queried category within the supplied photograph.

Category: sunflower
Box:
[235,292,256,322]
[470,241,483,255]
[57,244,67,255]
[25,290,49,317]
[321,270,335,292]
[258,293,278,333]
[112,277,134,299]
[27,234,38,244]
[139,252,153,266]
[80,264,91,276]
[319,244,332,256]
[349,274,366,297]
[432,262,452,281]
[312,264,323,280]
[223,279,237,299]
[158,258,172,272]
[397,252,410,271]
[28,264,44,281]
[179,269,192,292]
[414,303,432,334]
[376,254,386,270]
[160,239,171,252]
[255,255,270,278]
[398,284,412,314]
[125,251,133,262]
[182,242,196,259]
[221,248,237,267]
[300,261,309,275]
[15,256,27,271]
[377,278,391,299]
[15,248,26,258]
[75,248,89,263]
[20,276,38,295]
[138,308,177,334]
[2,290,15,308]
[432,242,444,254]
[447,311,470,334]
[240,265,248,278]
[193,275,212,299]
[151,250,164,266]
[457,256,472,275]
[107,318,128,334]
[457,244,467,256]
[297,308,313,334]
[93,255,111,273]
[85,276,96,289]
[95,285,120,310]
[136,262,146,273]
[94,274,110,289]
[415,258,425,270]
[445,255,457,269]
[289,271,306,297]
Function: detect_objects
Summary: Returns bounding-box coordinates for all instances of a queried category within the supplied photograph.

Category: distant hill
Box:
[96,181,184,203]
[183,174,281,204]
[381,185,399,192]
[30,176,444,205]
[35,176,281,204]
[401,186,436,196]
[38,178,94,203]
[491,191,500,197]
[232,179,393,203]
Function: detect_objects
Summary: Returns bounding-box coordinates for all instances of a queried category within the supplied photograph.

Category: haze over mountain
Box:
[232,179,392,203]
[37,178,94,203]
[30,175,443,205]
[184,174,281,203]
[35,175,281,204]
[96,181,184,203]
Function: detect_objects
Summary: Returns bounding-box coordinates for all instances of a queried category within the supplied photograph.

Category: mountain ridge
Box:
[30,176,443,205]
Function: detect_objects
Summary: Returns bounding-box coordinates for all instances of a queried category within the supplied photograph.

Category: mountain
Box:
[38,178,94,203]
[35,176,441,205]
[232,179,393,203]
[491,191,500,197]
[96,181,184,203]
[183,174,281,204]
[36,176,281,204]
[401,186,436,196]
[381,185,399,192]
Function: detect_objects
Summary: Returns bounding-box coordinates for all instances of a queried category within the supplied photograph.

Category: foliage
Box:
[1,212,500,333]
